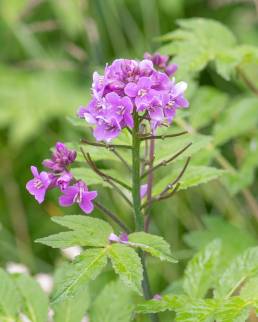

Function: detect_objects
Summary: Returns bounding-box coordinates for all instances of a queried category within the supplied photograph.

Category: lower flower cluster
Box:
[26,142,97,213]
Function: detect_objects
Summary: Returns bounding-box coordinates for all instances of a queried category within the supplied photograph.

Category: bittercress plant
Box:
[0,17,257,322]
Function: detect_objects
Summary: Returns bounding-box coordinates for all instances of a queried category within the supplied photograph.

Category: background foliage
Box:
[0,0,258,321]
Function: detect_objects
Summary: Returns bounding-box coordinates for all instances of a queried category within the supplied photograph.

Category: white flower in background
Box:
[61,246,82,260]
[35,273,53,294]
[19,314,31,322]
[6,262,29,274]
[81,316,89,322]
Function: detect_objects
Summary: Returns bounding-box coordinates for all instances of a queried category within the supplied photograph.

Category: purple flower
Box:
[94,116,121,142]
[26,166,51,204]
[105,92,134,128]
[56,171,73,191]
[163,81,189,123]
[140,184,148,198]
[153,294,162,301]
[43,142,76,172]
[108,232,129,244]
[59,181,97,214]
[165,64,178,77]
[124,76,154,111]
[144,52,168,69]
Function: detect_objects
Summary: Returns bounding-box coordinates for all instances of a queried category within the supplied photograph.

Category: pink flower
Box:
[26,166,51,204]
[59,181,97,214]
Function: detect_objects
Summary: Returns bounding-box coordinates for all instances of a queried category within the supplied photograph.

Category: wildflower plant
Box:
[26,53,189,300]
[3,17,257,322]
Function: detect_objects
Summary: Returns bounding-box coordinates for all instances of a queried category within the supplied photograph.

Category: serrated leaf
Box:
[216,297,250,322]
[214,246,258,299]
[52,248,108,303]
[136,294,182,314]
[179,166,224,190]
[213,97,258,145]
[183,240,221,299]
[108,244,143,295]
[159,18,236,78]
[89,279,134,322]
[176,298,217,322]
[154,134,211,164]
[184,217,256,272]
[0,268,21,320]
[15,274,48,322]
[36,215,113,248]
[189,86,228,129]
[128,232,177,263]
[53,288,90,322]
[153,165,224,195]
[240,277,258,301]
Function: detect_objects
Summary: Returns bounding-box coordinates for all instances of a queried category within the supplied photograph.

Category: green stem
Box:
[132,112,159,322]
[132,112,144,231]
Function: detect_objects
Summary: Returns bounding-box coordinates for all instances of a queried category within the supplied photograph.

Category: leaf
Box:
[128,232,177,263]
[184,217,256,272]
[15,274,49,322]
[214,246,258,299]
[215,45,258,80]
[89,279,134,322]
[108,244,143,295]
[183,240,221,299]
[52,248,108,303]
[53,288,90,322]
[136,294,181,314]
[154,133,212,164]
[36,215,113,248]
[0,268,21,320]
[189,86,228,129]
[178,166,224,190]
[175,298,217,322]
[216,297,250,322]
[240,277,258,301]
[159,18,236,78]
[213,97,258,145]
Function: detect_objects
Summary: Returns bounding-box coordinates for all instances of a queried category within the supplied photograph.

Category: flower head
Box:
[26,166,51,203]
[78,55,188,142]
[59,181,97,214]
[42,142,76,173]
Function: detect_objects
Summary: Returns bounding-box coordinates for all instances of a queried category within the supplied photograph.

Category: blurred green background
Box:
[0,0,257,286]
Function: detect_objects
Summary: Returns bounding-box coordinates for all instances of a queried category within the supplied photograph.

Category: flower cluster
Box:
[78,53,188,142]
[26,142,97,213]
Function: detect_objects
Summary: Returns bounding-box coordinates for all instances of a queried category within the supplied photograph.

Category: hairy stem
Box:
[131,113,159,322]
[144,137,155,232]
[132,112,144,231]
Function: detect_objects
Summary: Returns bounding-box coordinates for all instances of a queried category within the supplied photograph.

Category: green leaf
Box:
[215,45,258,80]
[183,240,221,299]
[184,217,256,272]
[176,298,217,322]
[89,279,134,322]
[178,166,224,190]
[53,288,90,322]
[71,168,109,187]
[153,164,224,195]
[36,215,113,248]
[154,133,212,164]
[216,297,250,322]
[189,86,228,129]
[214,246,258,299]
[0,268,21,320]
[108,244,143,295]
[52,248,108,303]
[136,294,181,314]
[15,274,48,322]
[128,232,177,263]
[213,97,258,145]
[240,277,258,301]
[159,18,236,78]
